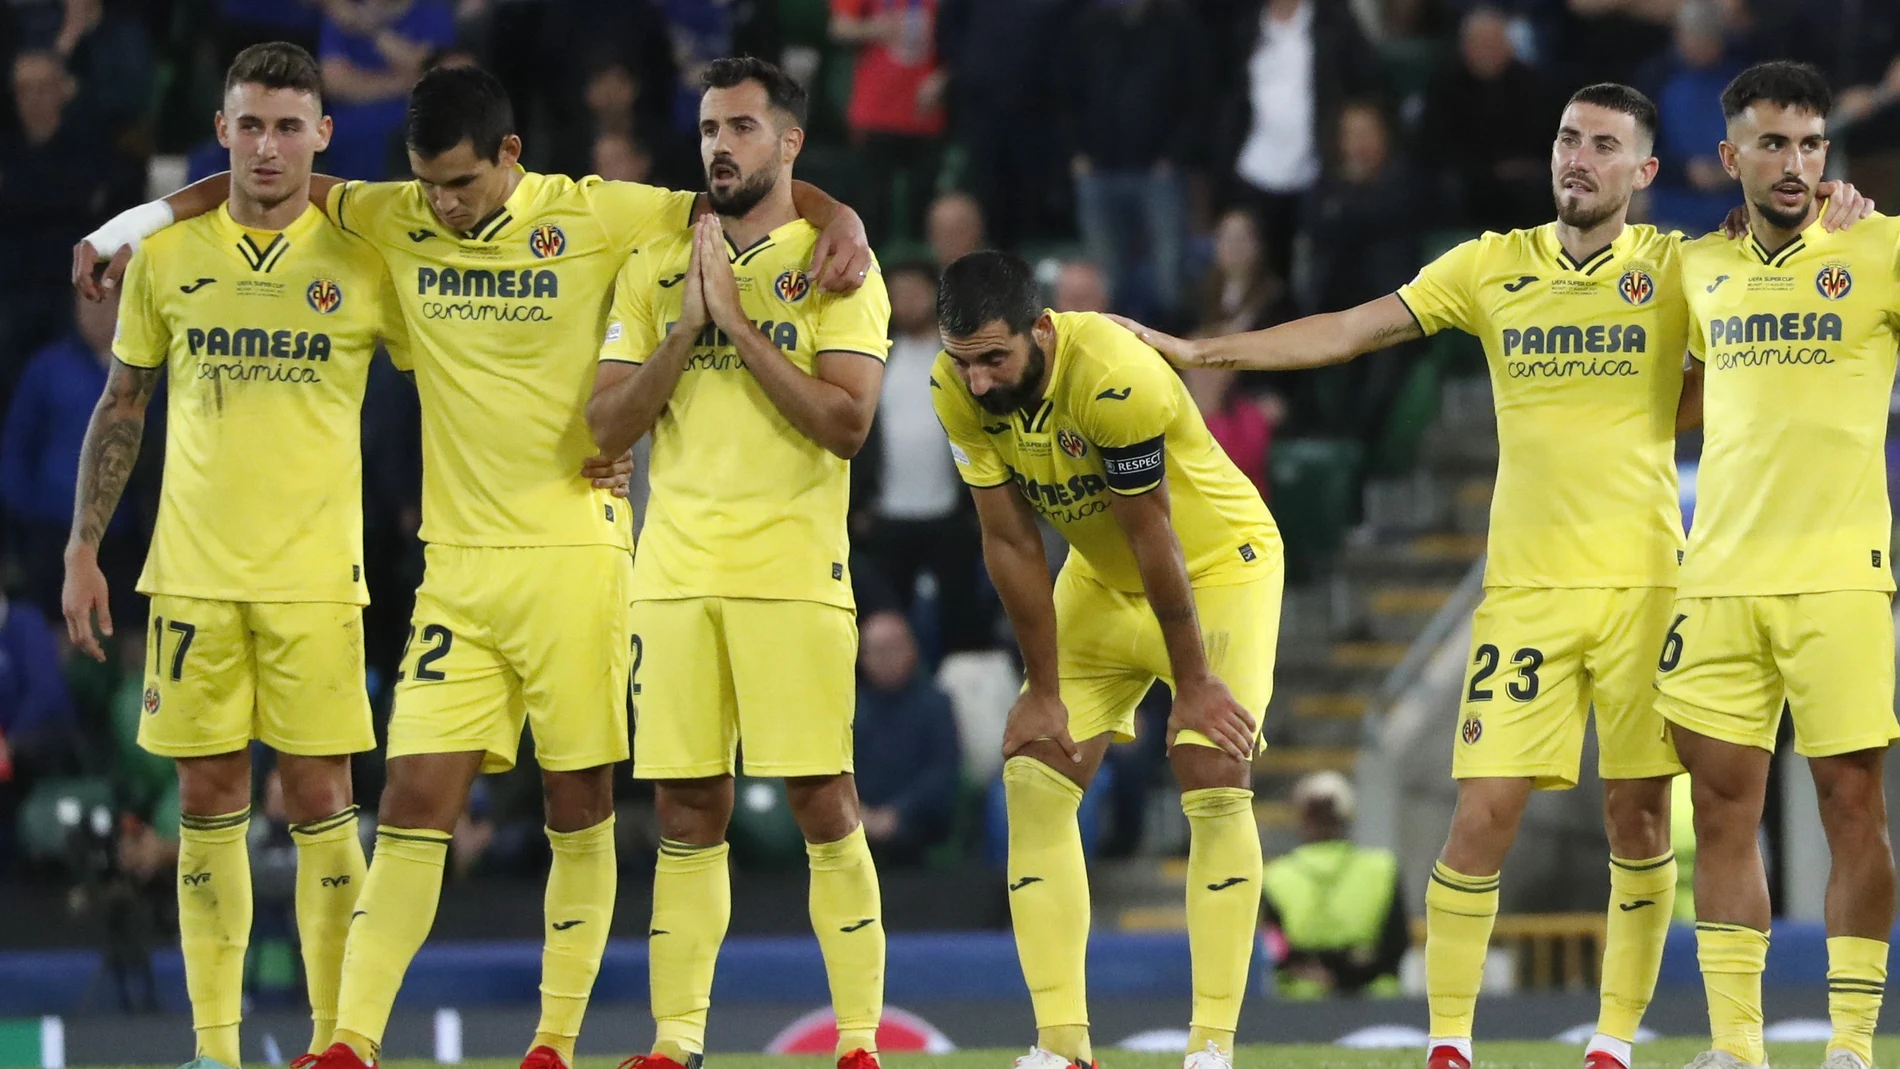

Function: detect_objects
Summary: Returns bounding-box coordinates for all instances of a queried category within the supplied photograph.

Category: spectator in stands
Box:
[1185,369,1278,502]
[0,49,141,390]
[1216,0,1384,275]
[1640,0,1742,234]
[592,130,653,184]
[853,612,962,865]
[2,290,118,618]
[42,0,154,141]
[0,591,80,800]
[319,0,457,179]
[656,0,781,138]
[926,191,985,271]
[936,0,1073,248]
[831,0,947,245]
[1261,771,1407,999]
[1195,209,1289,338]
[1059,0,1209,325]
[1052,260,1110,314]
[1305,101,1419,314]
[854,263,986,654]
[1419,6,1551,233]
[555,54,683,184]
[216,0,325,66]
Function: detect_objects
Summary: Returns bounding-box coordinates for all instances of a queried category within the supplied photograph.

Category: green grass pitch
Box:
[211,1041,1898,1069]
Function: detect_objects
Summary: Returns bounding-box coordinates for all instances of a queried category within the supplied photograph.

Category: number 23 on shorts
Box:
[1467,642,1545,702]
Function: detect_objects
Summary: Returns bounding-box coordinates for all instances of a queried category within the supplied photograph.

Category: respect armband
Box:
[1099,435,1165,493]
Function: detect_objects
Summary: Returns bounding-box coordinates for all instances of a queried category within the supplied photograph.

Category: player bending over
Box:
[934,251,1280,1069]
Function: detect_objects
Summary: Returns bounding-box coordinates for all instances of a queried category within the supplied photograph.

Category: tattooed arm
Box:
[1110,293,1426,371]
[62,359,162,660]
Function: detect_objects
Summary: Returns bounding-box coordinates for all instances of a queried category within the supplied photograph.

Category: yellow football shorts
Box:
[1655,591,1900,757]
[137,594,373,759]
[1454,586,1684,789]
[1052,562,1280,750]
[628,597,858,779]
[389,544,634,774]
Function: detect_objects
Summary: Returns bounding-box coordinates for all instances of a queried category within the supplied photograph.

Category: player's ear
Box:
[498,133,523,169]
[1718,140,1740,180]
[782,124,805,166]
[215,111,230,150]
[315,114,334,154]
[1634,154,1660,192]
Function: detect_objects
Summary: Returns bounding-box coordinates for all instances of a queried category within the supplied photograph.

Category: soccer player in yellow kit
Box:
[590,58,891,1069]
[1116,83,1872,1069]
[75,62,872,1069]
[1658,62,1900,1069]
[59,44,406,1068]
[933,253,1280,1069]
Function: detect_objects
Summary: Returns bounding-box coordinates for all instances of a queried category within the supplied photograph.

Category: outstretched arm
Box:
[789,180,872,293]
[1111,293,1424,371]
[74,172,346,299]
[62,360,162,660]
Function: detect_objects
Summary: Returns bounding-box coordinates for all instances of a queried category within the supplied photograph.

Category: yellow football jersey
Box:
[113,203,403,603]
[1678,213,1900,597]
[600,219,892,610]
[932,311,1279,592]
[1397,223,1688,589]
[326,171,697,548]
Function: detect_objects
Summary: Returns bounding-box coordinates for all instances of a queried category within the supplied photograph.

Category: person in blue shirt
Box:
[318,0,457,179]
[853,611,962,865]
[2,289,120,618]
[1638,1,1742,234]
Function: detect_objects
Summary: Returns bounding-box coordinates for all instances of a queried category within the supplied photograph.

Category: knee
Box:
[542,766,614,832]
[378,770,460,832]
[655,780,732,844]
[786,776,861,844]
[176,753,251,817]
[277,759,352,824]
[1603,782,1671,858]
[1450,785,1527,840]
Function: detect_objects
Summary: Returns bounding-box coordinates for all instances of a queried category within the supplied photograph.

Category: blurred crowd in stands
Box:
[0,0,1896,888]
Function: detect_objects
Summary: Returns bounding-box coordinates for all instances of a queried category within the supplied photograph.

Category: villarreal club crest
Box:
[306,278,343,314]
[529,223,567,259]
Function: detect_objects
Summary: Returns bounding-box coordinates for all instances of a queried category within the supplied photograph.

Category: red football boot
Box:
[1427,1044,1473,1069]
[1584,1050,1631,1069]
[304,1044,374,1069]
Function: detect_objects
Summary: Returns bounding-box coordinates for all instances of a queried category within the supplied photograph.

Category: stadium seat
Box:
[15,777,116,870]
[1269,438,1365,583]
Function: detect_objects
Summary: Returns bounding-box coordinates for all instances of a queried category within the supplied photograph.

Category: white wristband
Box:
[83,200,175,260]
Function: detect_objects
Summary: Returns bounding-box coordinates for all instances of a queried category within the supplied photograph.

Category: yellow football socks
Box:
[1826,935,1887,1065]
[650,838,731,1059]
[807,824,885,1057]
[333,826,451,1062]
[1597,851,1676,1042]
[1002,756,1093,1064]
[531,816,616,1064]
[179,806,254,1067]
[1425,861,1500,1039]
[289,806,366,1055]
[1697,922,1768,1064]
[1181,786,1260,1059]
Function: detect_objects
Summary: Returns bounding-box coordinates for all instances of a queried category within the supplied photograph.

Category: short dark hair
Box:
[938,251,1040,338]
[701,55,808,127]
[225,42,324,103]
[1565,82,1658,145]
[1721,61,1832,121]
[405,64,515,162]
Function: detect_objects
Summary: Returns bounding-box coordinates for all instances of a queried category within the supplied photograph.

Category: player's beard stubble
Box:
[707,153,778,217]
[973,338,1049,416]
[1553,178,1628,231]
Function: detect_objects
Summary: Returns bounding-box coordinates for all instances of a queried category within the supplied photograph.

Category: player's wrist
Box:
[84,200,174,260]
[62,539,99,564]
